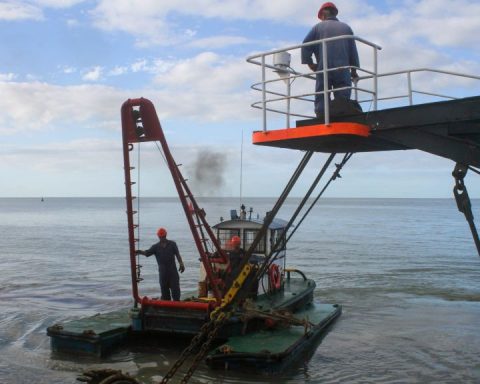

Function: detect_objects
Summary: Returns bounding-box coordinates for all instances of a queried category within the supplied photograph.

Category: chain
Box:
[180,313,230,383]
[452,163,480,256]
[160,320,215,383]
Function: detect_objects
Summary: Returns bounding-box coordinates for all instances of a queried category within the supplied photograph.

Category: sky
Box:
[1,0,480,198]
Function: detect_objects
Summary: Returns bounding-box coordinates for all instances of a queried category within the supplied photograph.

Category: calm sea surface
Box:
[0,197,479,383]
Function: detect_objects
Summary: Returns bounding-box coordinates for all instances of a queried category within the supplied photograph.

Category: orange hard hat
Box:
[157,227,167,237]
[318,2,338,18]
[231,235,241,246]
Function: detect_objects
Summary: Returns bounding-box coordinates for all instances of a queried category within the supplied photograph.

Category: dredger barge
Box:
[47,33,479,383]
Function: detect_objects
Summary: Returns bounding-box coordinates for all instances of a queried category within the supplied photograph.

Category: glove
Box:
[179,262,185,273]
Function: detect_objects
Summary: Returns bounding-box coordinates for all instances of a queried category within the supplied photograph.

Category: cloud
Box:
[154,52,252,91]
[109,66,128,76]
[32,0,86,8]
[0,81,127,134]
[0,51,260,137]
[88,0,327,46]
[60,65,76,74]
[130,59,149,73]
[82,66,103,81]
[0,0,86,21]
[66,18,79,27]
[0,1,43,20]
[187,35,251,49]
[0,139,120,171]
[0,72,17,81]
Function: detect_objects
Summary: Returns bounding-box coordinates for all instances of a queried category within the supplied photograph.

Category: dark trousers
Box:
[315,68,352,115]
[159,266,180,301]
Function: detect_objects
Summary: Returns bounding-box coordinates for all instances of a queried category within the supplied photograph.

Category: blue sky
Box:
[1,0,479,198]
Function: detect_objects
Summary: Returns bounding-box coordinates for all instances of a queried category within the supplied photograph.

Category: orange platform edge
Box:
[252,122,370,144]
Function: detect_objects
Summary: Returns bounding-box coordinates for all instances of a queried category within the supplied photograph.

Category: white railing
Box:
[246,37,480,131]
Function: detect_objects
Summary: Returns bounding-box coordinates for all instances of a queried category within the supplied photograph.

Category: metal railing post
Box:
[354,77,358,101]
[262,55,267,131]
[407,71,413,105]
[322,41,330,124]
[373,47,378,111]
[287,77,291,128]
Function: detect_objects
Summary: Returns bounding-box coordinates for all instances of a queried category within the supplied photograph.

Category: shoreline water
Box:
[0,197,479,383]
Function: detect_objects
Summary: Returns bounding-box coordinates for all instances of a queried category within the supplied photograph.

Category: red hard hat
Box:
[231,236,241,246]
[157,227,167,237]
[318,2,338,18]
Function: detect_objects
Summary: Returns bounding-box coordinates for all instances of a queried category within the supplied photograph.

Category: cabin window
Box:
[217,229,240,250]
[271,229,286,251]
[244,230,266,253]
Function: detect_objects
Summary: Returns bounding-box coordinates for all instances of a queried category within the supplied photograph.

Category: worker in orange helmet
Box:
[225,235,244,288]
[301,2,360,118]
[136,227,185,301]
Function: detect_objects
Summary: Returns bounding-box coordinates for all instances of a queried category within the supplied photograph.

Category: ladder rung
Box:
[131,196,137,200]
[133,224,139,228]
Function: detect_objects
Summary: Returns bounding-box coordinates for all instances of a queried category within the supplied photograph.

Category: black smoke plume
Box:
[186,149,228,196]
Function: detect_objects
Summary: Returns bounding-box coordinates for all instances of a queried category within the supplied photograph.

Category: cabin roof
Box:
[213,218,288,230]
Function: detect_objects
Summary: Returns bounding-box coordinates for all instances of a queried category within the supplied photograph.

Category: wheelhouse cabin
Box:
[211,206,288,295]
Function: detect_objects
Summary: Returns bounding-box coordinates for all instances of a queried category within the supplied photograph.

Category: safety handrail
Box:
[247,35,381,130]
[357,68,480,106]
[247,37,480,131]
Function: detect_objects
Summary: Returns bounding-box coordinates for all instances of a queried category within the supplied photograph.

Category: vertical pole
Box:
[239,128,243,206]
[373,47,378,111]
[407,72,413,105]
[354,78,358,101]
[262,55,267,131]
[287,77,291,128]
[322,41,329,124]
[122,140,141,304]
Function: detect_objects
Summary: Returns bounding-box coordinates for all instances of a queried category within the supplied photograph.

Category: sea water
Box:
[0,197,479,383]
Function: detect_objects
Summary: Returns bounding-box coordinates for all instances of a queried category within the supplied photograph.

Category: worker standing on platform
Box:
[301,2,360,117]
[136,227,185,301]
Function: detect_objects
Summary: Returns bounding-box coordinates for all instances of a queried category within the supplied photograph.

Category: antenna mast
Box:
[239,128,244,206]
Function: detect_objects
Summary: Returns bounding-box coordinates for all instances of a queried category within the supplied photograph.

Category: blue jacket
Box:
[145,239,180,270]
[301,16,359,71]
